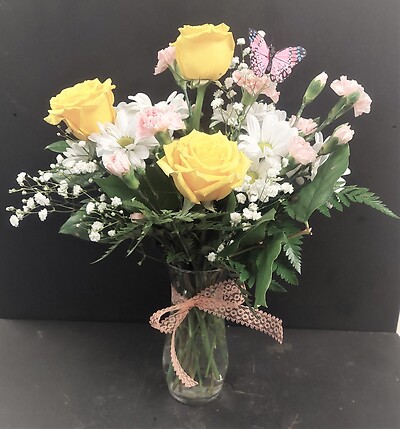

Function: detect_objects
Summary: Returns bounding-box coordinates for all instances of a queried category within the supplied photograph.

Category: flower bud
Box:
[302,72,328,105]
[318,136,339,155]
[333,123,354,145]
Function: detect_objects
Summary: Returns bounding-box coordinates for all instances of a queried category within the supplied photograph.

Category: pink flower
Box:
[333,123,354,145]
[330,76,372,117]
[154,46,176,75]
[232,69,280,103]
[103,151,131,177]
[130,212,144,221]
[136,106,186,140]
[289,136,317,165]
[290,116,318,135]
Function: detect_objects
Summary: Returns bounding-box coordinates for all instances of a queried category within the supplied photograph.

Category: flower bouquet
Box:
[7,23,397,404]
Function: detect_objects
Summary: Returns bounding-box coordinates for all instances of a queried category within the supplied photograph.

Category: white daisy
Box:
[90,109,158,169]
[238,110,298,162]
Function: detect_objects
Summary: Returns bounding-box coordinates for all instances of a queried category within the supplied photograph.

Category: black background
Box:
[0,0,399,331]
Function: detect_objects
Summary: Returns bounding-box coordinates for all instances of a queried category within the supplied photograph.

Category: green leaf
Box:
[59,208,90,240]
[286,145,350,222]
[275,260,299,285]
[269,280,287,293]
[220,209,276,256]
[283,235,302,274]
[337,186,399,219]
[95,175,138,201]
[255,233,284,307]
[45,140,69,153]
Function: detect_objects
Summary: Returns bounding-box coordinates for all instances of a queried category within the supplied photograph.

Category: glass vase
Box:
[162,265,229,405]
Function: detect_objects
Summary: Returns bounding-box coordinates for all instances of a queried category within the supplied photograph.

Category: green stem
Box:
[191,84,208,131]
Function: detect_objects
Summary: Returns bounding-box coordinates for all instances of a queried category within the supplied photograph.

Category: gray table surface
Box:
[0,319,399,429]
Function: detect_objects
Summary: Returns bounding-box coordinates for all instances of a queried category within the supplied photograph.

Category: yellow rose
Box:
[44,78,116,140]
[173,23,235,81]
[157,130,251,204]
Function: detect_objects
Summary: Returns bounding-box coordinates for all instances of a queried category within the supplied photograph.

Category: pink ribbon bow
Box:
[149,279,283,388]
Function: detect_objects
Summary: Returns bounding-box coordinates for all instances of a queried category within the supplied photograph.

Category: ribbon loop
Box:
[149,279,283,387]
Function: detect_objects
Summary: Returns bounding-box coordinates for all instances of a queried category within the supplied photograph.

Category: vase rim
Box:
[167,264,223,275]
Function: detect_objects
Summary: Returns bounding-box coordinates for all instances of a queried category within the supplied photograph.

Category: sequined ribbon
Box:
[149,279,283,388]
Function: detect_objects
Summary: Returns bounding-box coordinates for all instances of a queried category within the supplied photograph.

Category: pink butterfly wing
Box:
[270,46,306,83]
[249,28,271,77]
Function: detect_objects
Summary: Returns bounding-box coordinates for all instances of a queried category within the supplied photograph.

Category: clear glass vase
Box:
[162,265,229,405]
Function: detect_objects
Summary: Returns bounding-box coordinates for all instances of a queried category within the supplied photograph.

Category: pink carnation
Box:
[289,136,317,165]
[290,116,318,135]
[333,123,354,145]
[232,69,280,103]
[330,75,372,117]
[154,46,176,75]
[130,213,144,221]
[103,151,131,177]
[136,106,185,140]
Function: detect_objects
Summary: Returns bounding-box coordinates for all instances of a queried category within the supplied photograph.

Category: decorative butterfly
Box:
[249,28,306,83]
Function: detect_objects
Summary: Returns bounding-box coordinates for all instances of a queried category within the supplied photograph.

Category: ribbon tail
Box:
[207,306,283,344]
[170,326,198,388]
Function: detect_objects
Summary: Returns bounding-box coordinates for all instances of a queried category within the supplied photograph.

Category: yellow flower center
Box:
[259,141,272,151]
[118,136,134,148]
[248,171,259,183]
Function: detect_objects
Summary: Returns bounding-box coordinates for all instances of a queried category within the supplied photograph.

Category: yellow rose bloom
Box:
[173,23,235,81]
[44,78,116,140]
[157,130,251,204]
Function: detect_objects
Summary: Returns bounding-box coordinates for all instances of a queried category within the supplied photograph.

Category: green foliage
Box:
[59,207,91,240]
[95,175,138,201]
[254,233,284,307]
[274,258,299,285]
[283,234,303,274]
[45,140,69,153]
[318,185,399,219]
[286,145,350,222]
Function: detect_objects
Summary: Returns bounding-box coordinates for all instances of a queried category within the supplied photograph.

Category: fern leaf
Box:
[283,236,302,274]
[338,186,399,219]
[275,261,299,285]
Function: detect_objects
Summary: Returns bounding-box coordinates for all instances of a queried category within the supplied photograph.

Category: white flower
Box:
[34,192,50,206]
[86,202,95,214]
[26,197,35,209]
[89,231,101,242]
[243,47,251,56]
[230,212,242,226]
[239,111,298,162]
[232,102,243,113]
[90,109,158,170]
[99,194,106,202]
[281,182,294,194]
[236,193,246,204]
[227,89,237,98]
[213,89,223,98]
[91,221,104,232]
[97,202,107,213]
[16,172,26,186]
[231,56,240,67]
[211,98,224,109]
[236,37,245,45]
[217,244,225,253]
[57,180,69,197]
[108,230,116,237]
[224,77,234,89]
[9,215,19,227]
[72,185,82,197]
[111,196,122,207]
[38,208,48,221]
[39,172,52,182]
[207,252,217,262]
[248,203,258,212]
